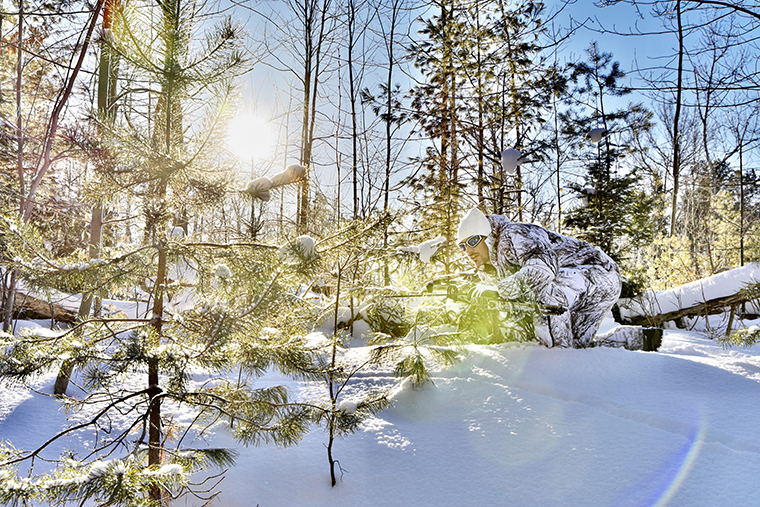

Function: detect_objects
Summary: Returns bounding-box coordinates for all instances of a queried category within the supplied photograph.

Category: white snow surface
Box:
[621,263,760,320]
[3,313,760,506]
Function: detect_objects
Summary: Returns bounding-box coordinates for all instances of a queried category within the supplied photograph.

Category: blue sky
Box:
[560,1,677,96]
[224,0,759,207]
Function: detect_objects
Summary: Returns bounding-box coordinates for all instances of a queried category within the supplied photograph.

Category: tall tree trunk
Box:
[2,0,24,333]
[335,51,342,222]
[474,2,485,207]
[56,0,117,395]
[739,144,745,266]
[148,235,167,503]
[2,271,16,333]
[670,0,684,237]
[53,206,103,395]
[348,0,359,221]
[298,53,312,231]
[439,0,454,270]
[297,1,313,230]
[382,0,398,285]
[16,0,25,214]
[553,89,561,232]
[297,0,331,233]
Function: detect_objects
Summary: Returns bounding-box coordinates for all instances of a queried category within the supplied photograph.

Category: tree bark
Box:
[670,0,684,237]
[620,291,758,327]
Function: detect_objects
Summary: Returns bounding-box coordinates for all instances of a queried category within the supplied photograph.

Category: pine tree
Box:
[303,224,394,486]
[482,0,553,220]
[408,0,465,272]
[561,42,656,267]
[0,2,323,505]
[408,0,557,264]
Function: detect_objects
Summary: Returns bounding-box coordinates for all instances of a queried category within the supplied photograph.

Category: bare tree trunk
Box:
[473,2,486,208]
[53,205,103,395]
[739,144,745,266]
[16,0,25,212]
[554,92,561,232]
[348,0,359,220]
[2,271,17,333]
[298,45,311,230]
[670,0,684,237]
[382,17,394,214]
[381,0,400,284]
[438,0,455,270]
[296,0,332,233]
[2,0,23,333]
[55,0,116,395]
[335,52,343,222]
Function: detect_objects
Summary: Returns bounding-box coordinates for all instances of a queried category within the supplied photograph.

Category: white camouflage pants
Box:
[533,264,621,348]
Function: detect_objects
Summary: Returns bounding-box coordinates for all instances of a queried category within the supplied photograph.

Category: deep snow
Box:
[3,313,760,506]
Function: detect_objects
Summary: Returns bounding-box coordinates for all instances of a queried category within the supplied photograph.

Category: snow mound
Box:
[198,331,760,506]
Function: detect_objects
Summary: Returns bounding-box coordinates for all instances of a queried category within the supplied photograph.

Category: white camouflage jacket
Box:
[479,215,620,309]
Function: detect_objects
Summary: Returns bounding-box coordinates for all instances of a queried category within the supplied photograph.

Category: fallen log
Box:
[13,292,77,323]
[618,264,760,327]
[618,291,757,327]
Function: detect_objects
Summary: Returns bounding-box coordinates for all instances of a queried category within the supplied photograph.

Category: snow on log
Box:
[618,263,760,326]
[269,164,306,188]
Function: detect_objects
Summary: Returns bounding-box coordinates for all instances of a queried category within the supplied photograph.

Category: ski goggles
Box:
[458,235,484,252]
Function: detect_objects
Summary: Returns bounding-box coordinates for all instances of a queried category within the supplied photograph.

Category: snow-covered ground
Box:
[3,313,760,506]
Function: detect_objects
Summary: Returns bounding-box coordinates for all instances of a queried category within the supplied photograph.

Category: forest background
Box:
[1,0,760,505]
[3,0,760,293]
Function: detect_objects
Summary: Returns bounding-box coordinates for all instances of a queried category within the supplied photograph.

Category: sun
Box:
[226,112,276,162]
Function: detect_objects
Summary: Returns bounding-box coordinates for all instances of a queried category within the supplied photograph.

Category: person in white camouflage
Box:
[457,207,622,348]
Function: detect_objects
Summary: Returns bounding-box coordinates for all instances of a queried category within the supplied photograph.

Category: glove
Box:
[495,275,528,300]
[472,283,499,299]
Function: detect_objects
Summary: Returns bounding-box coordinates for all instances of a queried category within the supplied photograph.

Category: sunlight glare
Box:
[226,112,276,162]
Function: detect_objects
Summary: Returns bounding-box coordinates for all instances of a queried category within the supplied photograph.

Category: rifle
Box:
[363,276,506,343]
[424,275,567,316]
[365,273,567,344]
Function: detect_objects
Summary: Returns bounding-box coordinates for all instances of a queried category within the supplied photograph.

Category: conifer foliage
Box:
[408,0,557,266]
[561,42,656,265]
[0,219,322,505]
[0,1,321,505]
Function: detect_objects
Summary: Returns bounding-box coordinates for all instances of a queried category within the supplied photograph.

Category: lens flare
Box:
[649,422,706,507]
[610,413,707,507]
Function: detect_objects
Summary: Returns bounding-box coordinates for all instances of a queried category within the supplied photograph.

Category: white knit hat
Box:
[457,207,491,242]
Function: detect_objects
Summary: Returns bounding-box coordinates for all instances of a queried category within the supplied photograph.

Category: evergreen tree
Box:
[408,0,556,265]
[408,0,464,272]
[561,42,656,267]
[0,1,323,504]
[301,221,395,487]
[482,0,553,220]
